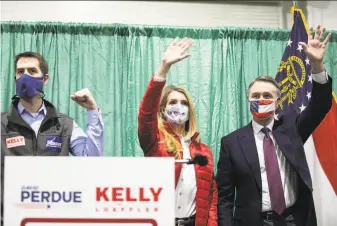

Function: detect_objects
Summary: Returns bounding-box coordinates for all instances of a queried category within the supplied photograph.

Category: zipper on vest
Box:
[32,131,37,156]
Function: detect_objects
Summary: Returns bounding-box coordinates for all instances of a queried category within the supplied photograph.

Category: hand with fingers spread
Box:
[162,37,193,66]
[299,25,332,73]
[156,37,193,79]
[71,88,98,111]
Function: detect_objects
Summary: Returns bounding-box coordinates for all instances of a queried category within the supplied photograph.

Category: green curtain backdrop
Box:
[1,22,337,169]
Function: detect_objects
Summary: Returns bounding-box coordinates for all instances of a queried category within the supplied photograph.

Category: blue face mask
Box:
[16,74,44,99]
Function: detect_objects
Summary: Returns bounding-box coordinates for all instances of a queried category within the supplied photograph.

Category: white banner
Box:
[4,157,174,226]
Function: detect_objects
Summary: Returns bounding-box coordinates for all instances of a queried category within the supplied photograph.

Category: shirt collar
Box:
[17,101,47,116]
[178,135,191,143]
[252,119,274,135]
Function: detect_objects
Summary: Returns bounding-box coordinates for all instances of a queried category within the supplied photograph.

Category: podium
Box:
[4,157,175,226]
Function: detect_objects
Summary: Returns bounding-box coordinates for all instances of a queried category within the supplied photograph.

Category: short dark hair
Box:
[248,76,281,97]
[14,52,48,76]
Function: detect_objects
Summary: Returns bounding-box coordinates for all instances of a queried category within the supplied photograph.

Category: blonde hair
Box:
[158,85,200,159]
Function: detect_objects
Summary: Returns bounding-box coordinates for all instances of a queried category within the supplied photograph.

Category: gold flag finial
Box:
[291,0,298,13]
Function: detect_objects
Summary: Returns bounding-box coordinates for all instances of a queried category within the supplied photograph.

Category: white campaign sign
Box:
[4,157,174,226]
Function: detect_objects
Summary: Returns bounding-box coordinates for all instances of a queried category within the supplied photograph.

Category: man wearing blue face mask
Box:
[1,52,104,222]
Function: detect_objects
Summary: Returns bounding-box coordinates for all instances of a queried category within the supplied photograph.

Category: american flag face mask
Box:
[249,99,276,119]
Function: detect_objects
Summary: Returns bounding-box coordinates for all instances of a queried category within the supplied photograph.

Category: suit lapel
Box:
[238,119,299,193]
[238,123,262,191]
[272,120,298,169]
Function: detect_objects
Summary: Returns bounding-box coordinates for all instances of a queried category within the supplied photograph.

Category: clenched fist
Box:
[71,88,98,110]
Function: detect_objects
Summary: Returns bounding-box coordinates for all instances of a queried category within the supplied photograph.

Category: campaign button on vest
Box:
[46,136,63,152]
[6,136,26,148]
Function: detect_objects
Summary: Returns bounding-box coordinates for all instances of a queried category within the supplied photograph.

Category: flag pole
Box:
[291,0,297,13]
[290,1,296,16]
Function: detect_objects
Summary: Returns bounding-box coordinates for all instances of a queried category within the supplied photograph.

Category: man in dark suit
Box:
[216,25,332,226]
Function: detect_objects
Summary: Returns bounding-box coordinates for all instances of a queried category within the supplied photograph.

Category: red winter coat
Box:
[138,77,218,226]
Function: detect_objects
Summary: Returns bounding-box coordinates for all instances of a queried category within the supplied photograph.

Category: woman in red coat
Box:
[138,37,217,226]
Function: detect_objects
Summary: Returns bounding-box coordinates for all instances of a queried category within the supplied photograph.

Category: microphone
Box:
[175,154,208,166]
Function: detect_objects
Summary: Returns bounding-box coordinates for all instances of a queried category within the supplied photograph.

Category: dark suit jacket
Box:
[216,77,332,226]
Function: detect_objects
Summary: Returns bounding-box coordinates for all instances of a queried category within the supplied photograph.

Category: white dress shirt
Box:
[253,71,328,212]
[252,120,297,212]
[175,136,197,218]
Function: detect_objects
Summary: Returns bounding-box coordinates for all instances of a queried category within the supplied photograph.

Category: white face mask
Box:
[164,103,189,125]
